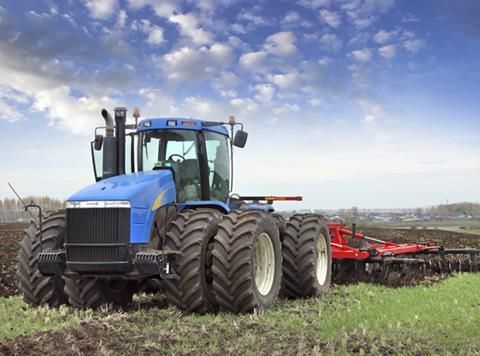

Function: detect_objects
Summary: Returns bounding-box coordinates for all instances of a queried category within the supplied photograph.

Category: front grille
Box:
[66,208,130,264]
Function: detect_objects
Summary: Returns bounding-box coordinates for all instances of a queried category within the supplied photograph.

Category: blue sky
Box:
[0,0,479,209]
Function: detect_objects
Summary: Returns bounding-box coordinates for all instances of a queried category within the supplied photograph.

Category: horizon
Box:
[0,0,479,209]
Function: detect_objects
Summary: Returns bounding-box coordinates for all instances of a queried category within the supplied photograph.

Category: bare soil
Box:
[361,227,480,249]
[0,224,26,298]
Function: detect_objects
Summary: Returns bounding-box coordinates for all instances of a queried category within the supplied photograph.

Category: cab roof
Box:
[137,118,229,136]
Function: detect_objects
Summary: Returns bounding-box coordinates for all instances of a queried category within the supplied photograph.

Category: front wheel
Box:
[212,210,282,313]
[17,211,68,307]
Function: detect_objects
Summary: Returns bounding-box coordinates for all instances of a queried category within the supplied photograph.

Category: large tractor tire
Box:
[212,210,282,313]
[282,214,332,298]
[270,213,287,234]
[163,209,223,313]
[64,278,137,309]
[17,211,68,307]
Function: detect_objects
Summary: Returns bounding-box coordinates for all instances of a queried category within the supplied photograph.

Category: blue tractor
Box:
[17,107,332,313]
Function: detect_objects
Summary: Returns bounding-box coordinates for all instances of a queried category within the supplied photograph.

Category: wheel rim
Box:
[315,234,328,285]
[254,232,276,296]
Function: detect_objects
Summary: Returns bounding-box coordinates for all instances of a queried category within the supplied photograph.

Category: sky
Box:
[0,0,479,209]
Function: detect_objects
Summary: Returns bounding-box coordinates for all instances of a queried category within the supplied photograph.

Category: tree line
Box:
[430,202,480,217]
[0,196,65,223]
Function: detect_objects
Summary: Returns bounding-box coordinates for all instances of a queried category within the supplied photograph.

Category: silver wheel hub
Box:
[254,232,275,296]
[315,234,328,285]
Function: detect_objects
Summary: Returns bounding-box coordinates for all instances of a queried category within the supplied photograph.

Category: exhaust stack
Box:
[114,107,127,176]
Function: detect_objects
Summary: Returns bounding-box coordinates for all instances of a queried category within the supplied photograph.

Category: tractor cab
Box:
[91,108,248,209]
[137,119,231,203]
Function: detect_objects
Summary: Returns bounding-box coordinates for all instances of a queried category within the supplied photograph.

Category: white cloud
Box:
[230,97,259,113]
[238,10,269,26]
[274,103,300,114]
[239,51,268,71]
[343,0,395,29]
[32,85,112,134]
[156,43,233,82]
[404,38,425,53]
[231,23,246,34]
[0,100,24,122]
[378,44,396,58]
[309,98,322,106]
[264,31,297,56]
[169,12,213,45]
[318,33,342,51]
[146,26,164,45]
[283,11,300,23]
[298,0,331,9]
[267,71,298,89]
[127,0,178,17]
[84,0,118,19]
[318,56,331,66]
[116,9,127,27]
[212,71,239,96]
[361,114,376,125]
[319,9,341,28]
[350,49,372,62]
[254,83,275,103]
[373,29,396,44]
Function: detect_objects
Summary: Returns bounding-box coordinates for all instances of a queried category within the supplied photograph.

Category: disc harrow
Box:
[329,223,480,286]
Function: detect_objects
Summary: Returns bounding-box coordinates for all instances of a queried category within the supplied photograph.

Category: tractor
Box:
[17,107,479,314]
[17,107,331,313]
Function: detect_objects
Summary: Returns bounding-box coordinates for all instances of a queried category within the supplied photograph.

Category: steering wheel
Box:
[168,154,185,162]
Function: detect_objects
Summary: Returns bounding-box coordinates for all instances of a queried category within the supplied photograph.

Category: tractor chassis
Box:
[38,248,181,280]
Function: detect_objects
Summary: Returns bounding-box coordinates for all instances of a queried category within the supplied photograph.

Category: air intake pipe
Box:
[101,108,117,179]
[114,107,127,176]
[101,108,114,137]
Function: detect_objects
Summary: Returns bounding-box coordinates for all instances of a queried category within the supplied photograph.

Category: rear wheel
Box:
[64,278,137,309]
[17,211,68,307]
[163,209,223,313]
[270,213,287,234]
[282,214,332,298]
[212,210,282,313]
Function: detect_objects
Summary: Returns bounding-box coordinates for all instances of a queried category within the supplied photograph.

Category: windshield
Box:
[139,129,201,202]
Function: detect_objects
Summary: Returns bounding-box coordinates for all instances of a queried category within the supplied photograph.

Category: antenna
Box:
[7,182,39,224]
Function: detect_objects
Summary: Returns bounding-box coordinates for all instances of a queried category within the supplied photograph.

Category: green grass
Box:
[0,296,109,339]
[1,274,480,353]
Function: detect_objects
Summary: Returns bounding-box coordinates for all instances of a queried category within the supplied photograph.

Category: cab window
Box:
[140,130,201,202]
[204,131,230,202]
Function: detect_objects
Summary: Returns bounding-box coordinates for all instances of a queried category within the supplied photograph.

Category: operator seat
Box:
[177,159,201,201]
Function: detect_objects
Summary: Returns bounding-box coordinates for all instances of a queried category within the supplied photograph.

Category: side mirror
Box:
[233,130,248,148]
[94,134,103,151]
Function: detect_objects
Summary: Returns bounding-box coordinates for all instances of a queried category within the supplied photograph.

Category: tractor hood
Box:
[68,170,176,210]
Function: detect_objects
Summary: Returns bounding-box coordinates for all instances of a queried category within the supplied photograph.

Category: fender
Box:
[180,200,231,214]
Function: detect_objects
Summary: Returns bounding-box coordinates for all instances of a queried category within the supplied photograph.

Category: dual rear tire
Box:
[164,209,283,313]
[165,210,332,313]
[282,214,332,298]
[212,210,282,313]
